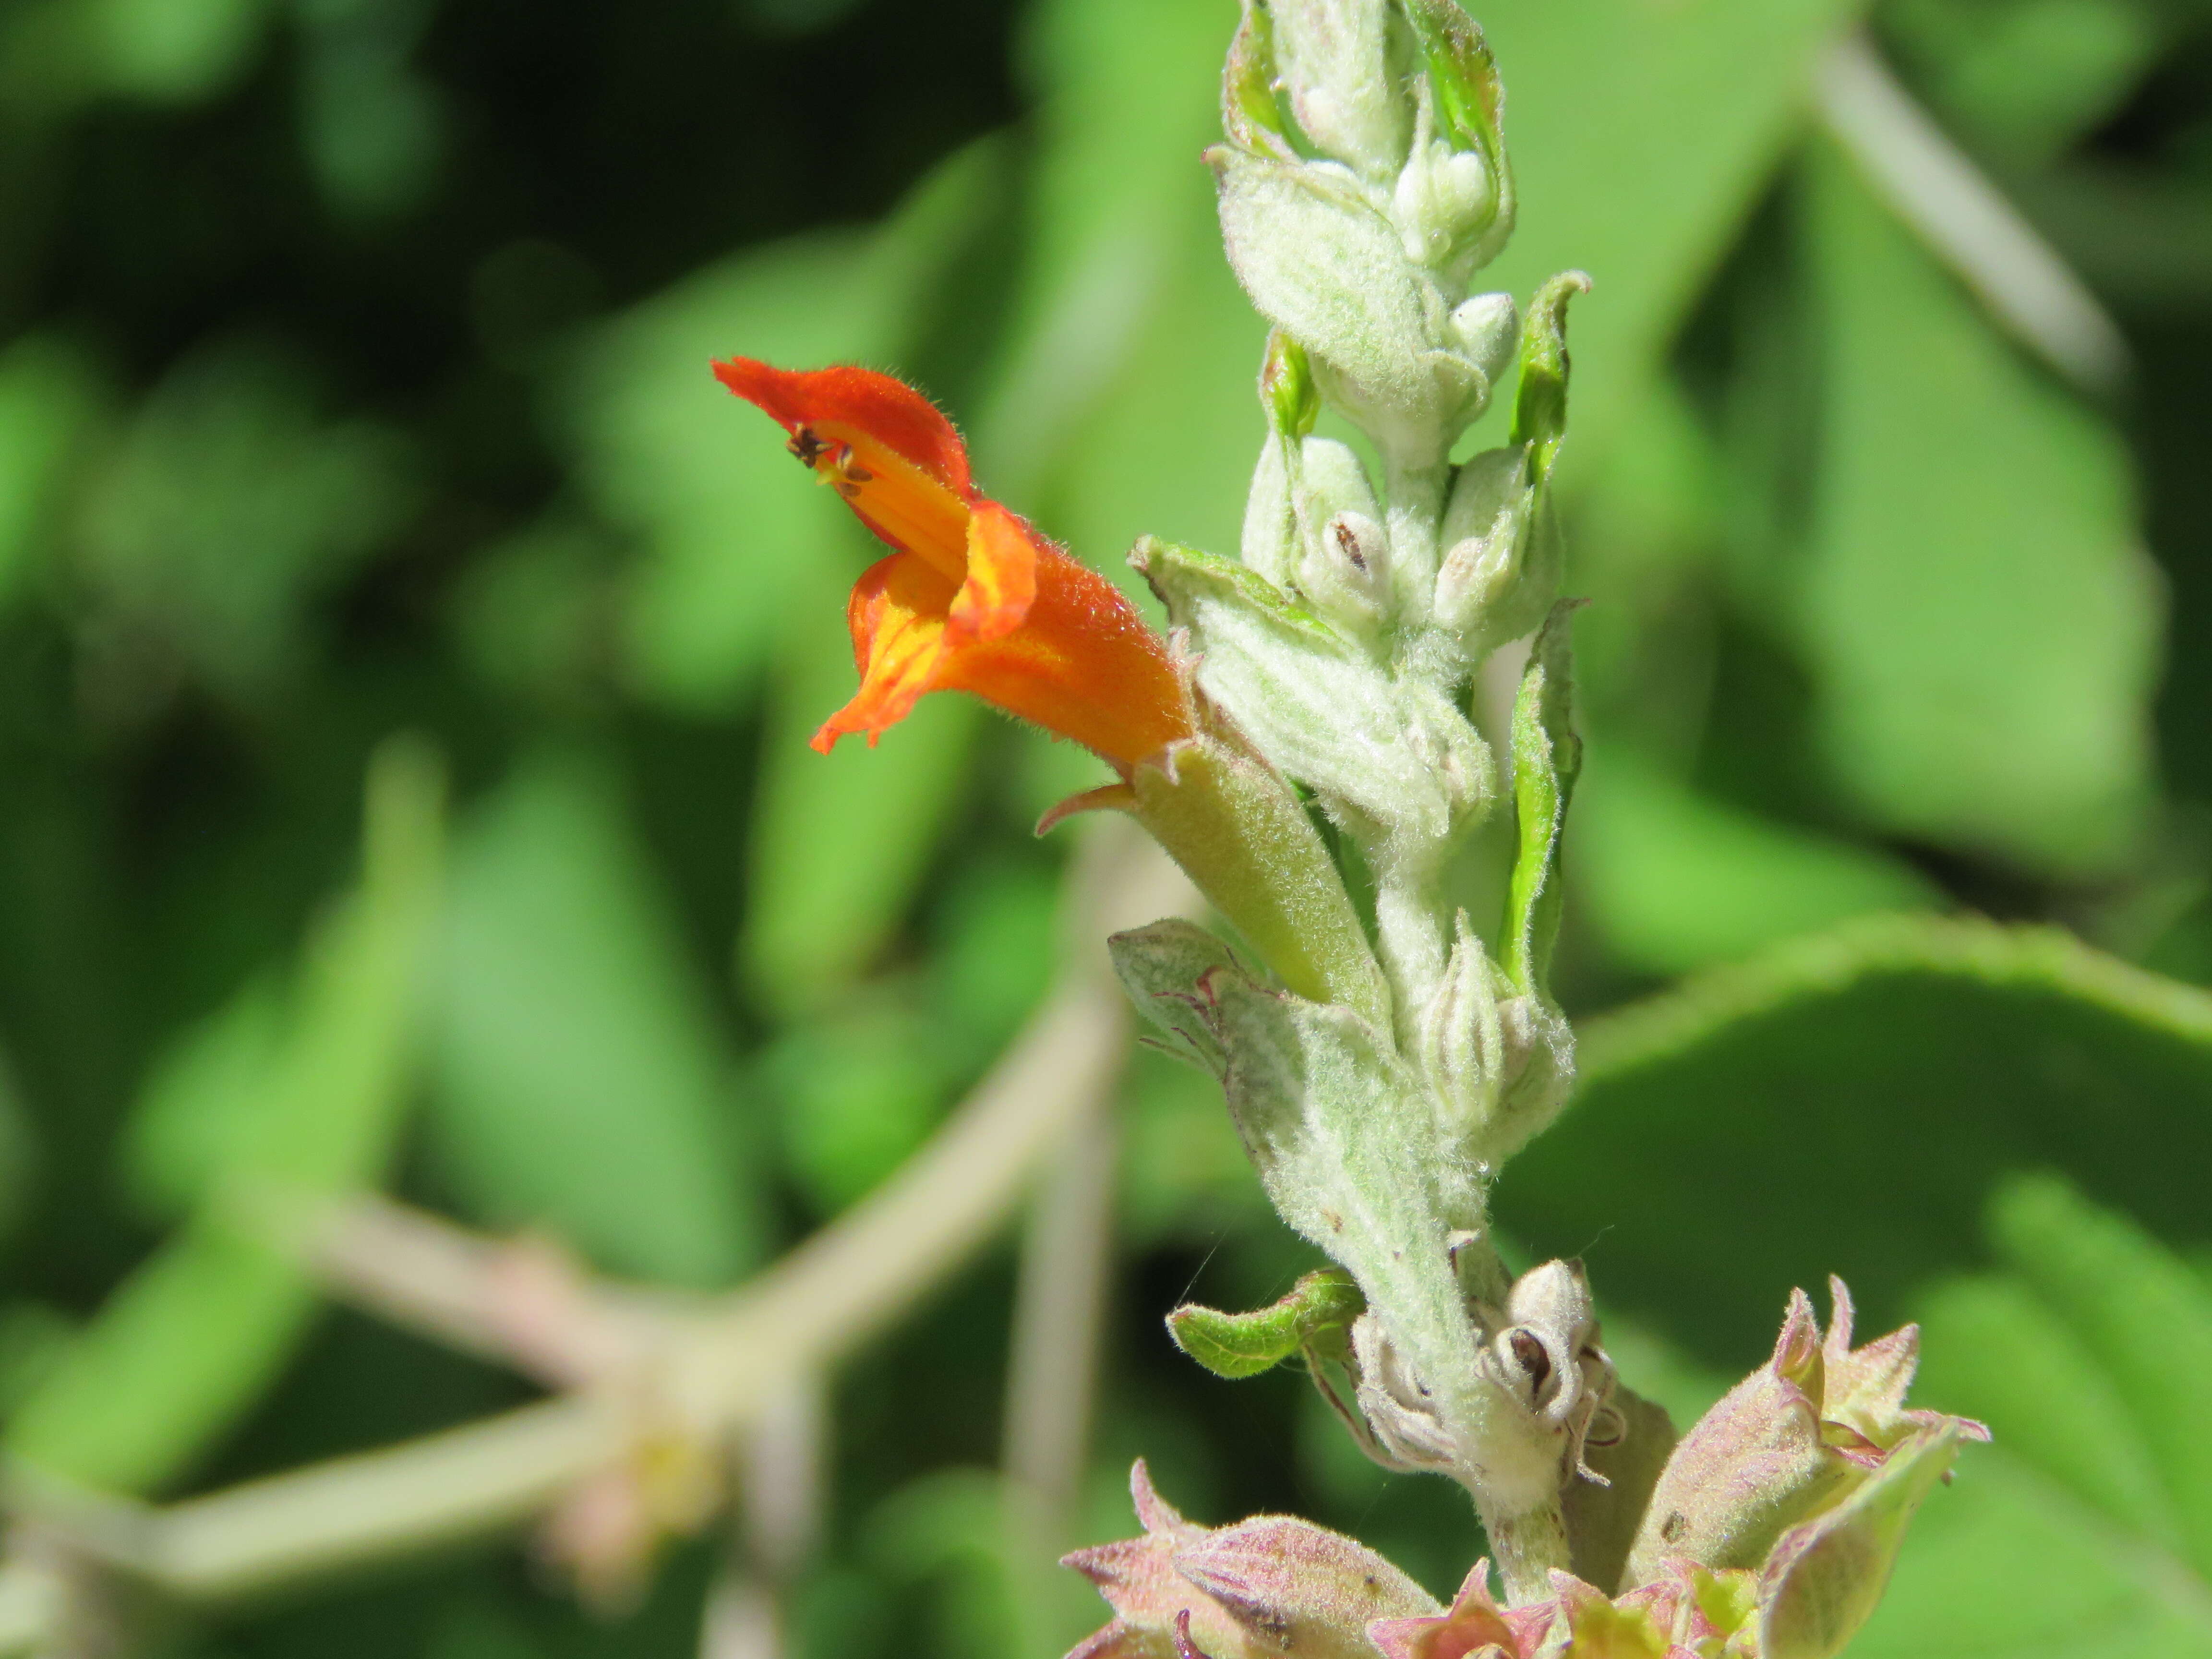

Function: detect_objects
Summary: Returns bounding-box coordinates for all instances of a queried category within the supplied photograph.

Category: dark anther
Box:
[788,427,830,467]
[1333,519,1367,570]
[1660,1510,1687,1543]
[843,464,875,484]
[1509,1328,1551,1393]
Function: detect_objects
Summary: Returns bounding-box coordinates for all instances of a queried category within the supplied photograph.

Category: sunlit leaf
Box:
[1569,745,1939,975]
[1798,141,2162,878]
[1884,0,2165,165]
[1505,914,2212,1361]
[1478,0,1864,468]
[1851,1175,2212,1656]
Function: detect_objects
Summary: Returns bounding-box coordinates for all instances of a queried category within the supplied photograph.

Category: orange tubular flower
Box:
[714,358,1193,773]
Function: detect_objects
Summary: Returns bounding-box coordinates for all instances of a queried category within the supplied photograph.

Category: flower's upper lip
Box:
[713,357,973,497]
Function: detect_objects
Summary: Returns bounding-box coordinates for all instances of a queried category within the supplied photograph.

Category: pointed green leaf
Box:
[1509,270,1589,490]
[1167,1268,1364,1380]
[1501,599,1582,997]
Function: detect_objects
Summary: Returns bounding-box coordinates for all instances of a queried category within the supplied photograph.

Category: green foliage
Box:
[1508,913,2212,1358]
[1852,1176,2212,1653]
[1569,749,1940,976]
[0,333,99,610]
[429,747,763,1286]
[1478,0,1864,464]
[74,337,418,703]
[0,0,2209,1652]
[1502,599,1581,996]
[1168,1268,1363,1380]
[9,739,443,1491]
[1800,140,2161,878]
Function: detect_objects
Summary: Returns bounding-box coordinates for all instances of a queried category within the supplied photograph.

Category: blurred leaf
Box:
[1883,0,2165,164]
[296,36,445,222]
[1118,1042,1270,1248]
[1850,1175,2212,1655]
[89,0,270,102]
[1801,141,2162,878]
[861,1469,1022,1659]
[0,1055,41,1258]
[740,618,978,1016]
[8,737,443,1491]
[740,0,866,36]
[980,0,1262,592]
[122,972,286,1221]
[1478,0,1864,469]
[574,136,1008,715]
[445,517,614,709]
[1569,745,1940,975]
[429,746,761,1287]
[1503,913,2212,1363]
[926,854,1060,1066]
[425,1596,550,1659]
[0,0,272,112]
[0,333,101,610]
[761,986,953,1218]
[982,0,1249,540]
[73,336,416,702]
[0,1304,74,1416]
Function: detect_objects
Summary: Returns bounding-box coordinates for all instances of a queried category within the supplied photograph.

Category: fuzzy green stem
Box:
[1370,846,1449,1036]
[1383,454,1450,630]
[1484,1500,1571,1606]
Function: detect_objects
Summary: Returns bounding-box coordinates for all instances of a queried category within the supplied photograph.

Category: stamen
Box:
[788,427,830,467]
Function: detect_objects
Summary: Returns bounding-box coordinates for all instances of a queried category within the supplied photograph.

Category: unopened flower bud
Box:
[1267,0,1411,180]
[1414,912,1503,1141]
[1261,327,1320,439]
[1212,147,1483,464]
[1393,139,1497,271]
[1063,1461,1437,1659]
[1626,1281,1988,1589]
[1446,291,1518,383]
[1291,436,1390,633]
[1432,444,1540,644]
[1241,438,1296,589]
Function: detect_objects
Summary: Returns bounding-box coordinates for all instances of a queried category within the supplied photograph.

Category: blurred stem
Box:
[1002,1096,1123,1659]
[1382,453,1448,617]
[1814,31,2128,397]
[1003,1100,1120,1545]
[700,1375,823,1659]
[0,830,1198,1654]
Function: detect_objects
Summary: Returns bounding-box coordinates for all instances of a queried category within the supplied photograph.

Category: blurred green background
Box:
[3,0,2212,1653]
